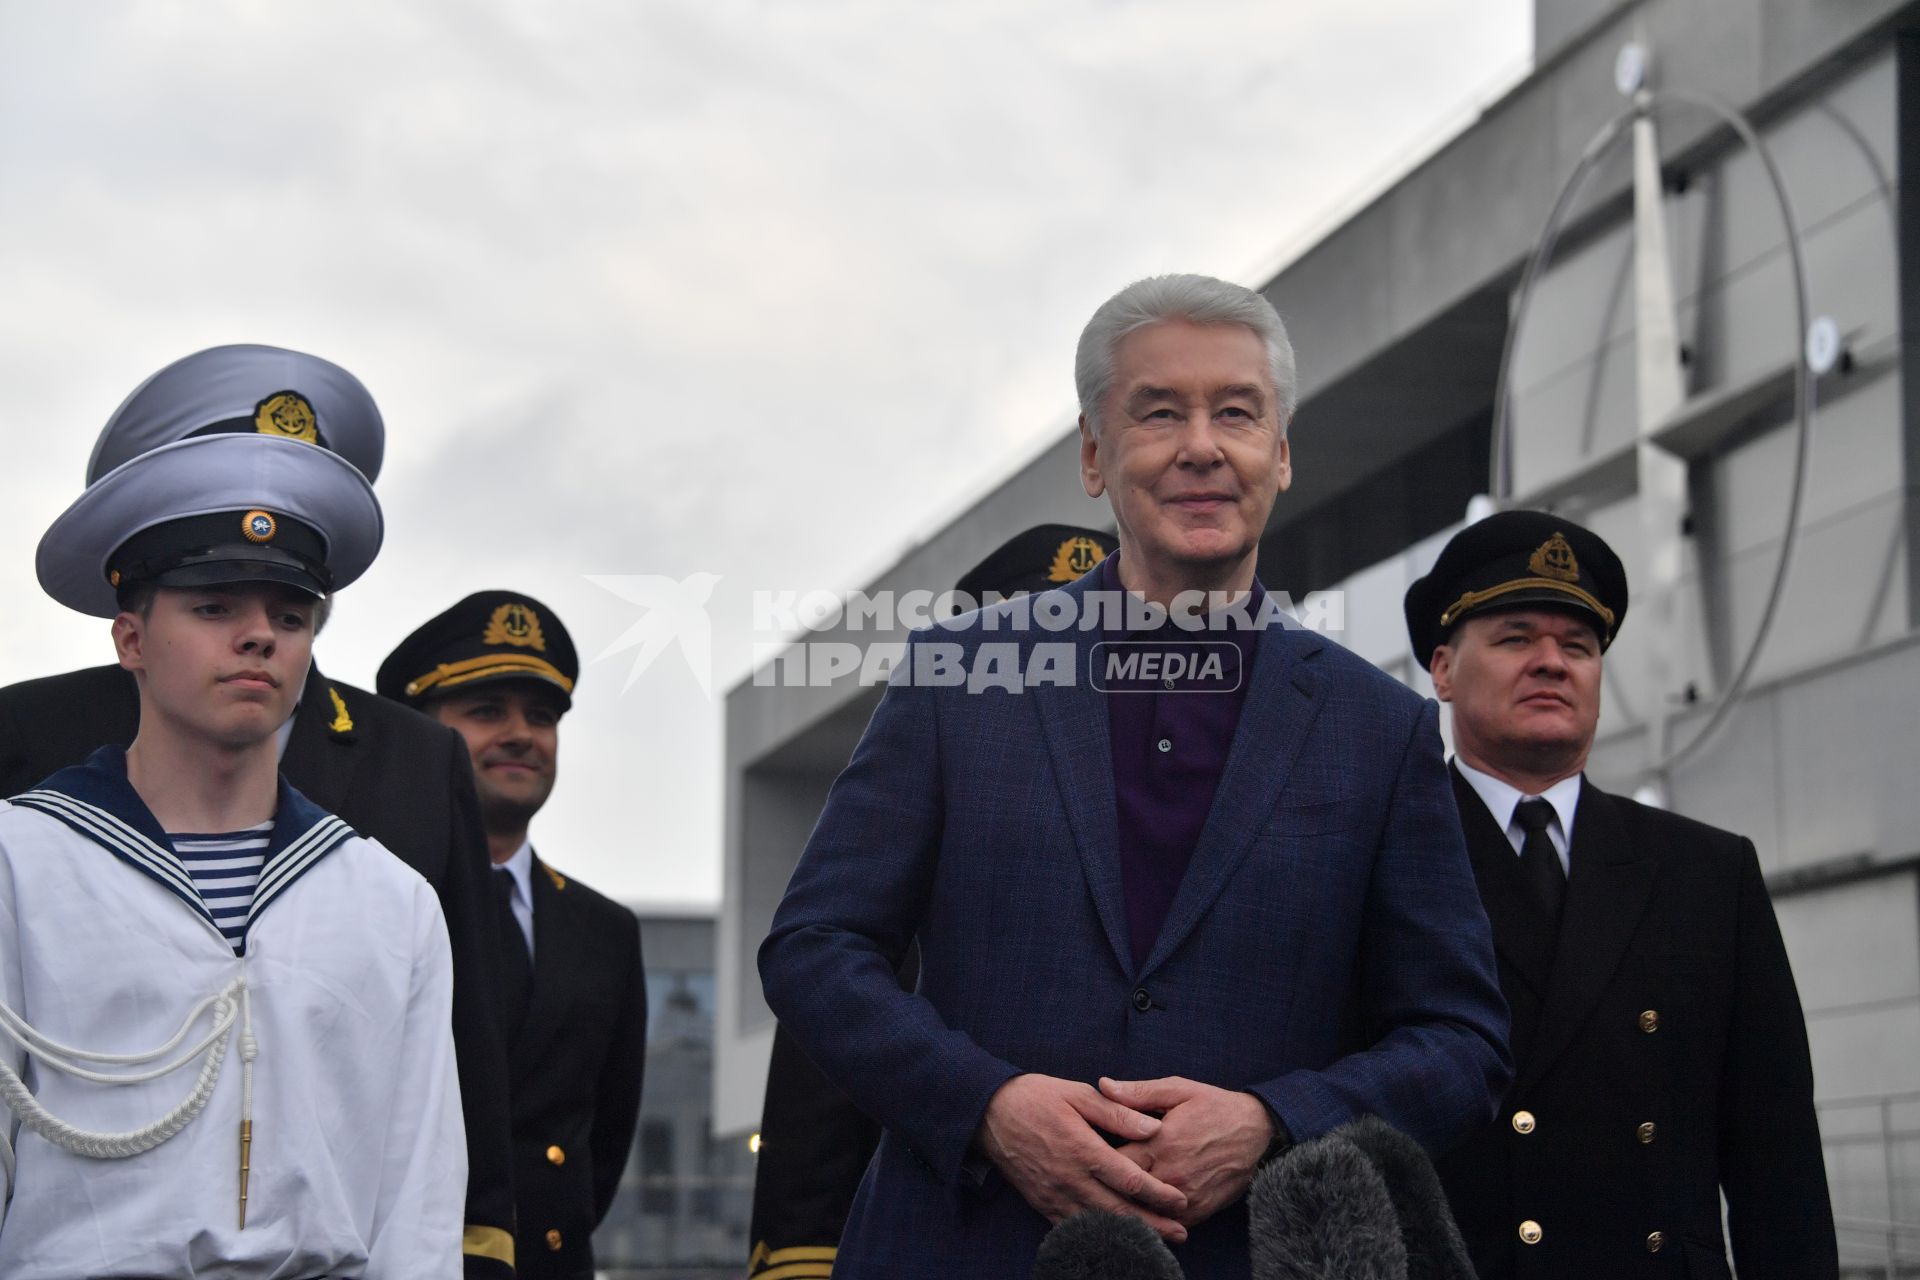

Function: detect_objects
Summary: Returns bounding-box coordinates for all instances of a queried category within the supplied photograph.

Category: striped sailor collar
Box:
[12,745,359,952]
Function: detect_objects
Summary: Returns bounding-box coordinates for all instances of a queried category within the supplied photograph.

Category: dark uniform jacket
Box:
[0,663,521,1278]
[1435,765,1837,1280]
[748,947,918,1279]
[507,854,647,1280]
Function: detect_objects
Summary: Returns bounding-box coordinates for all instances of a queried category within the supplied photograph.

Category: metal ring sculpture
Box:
[1488,88,1816,777]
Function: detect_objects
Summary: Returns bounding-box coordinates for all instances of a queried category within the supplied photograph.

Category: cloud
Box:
[0,0,1530,903]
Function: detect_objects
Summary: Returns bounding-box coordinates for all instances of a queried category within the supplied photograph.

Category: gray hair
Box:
[1075,273,1296,434]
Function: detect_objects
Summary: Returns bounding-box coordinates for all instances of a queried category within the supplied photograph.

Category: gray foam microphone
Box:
[1033,1210,1185,1280]
[1249,1133,1407,1280]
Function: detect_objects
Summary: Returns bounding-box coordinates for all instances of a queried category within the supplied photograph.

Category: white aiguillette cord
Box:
[0,969,258,1230]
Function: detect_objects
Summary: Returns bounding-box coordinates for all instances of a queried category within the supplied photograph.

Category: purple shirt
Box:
[1096,553,1265,971]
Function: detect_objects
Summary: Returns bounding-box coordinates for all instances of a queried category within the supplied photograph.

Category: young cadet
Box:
[747,523,1115,1280]
[0,345,517,1277]
[0,433,465,1278]
[380,592,646,1280]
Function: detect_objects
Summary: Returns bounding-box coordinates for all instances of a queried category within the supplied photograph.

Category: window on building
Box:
[640,1119,675,1216]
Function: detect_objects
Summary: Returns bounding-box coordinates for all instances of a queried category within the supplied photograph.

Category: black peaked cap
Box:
[953,524,1114,600]
[1403,509,1628,669]
[379,590,579,710]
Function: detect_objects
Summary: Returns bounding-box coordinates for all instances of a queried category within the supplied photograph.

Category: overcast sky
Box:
[0,1,1530,906]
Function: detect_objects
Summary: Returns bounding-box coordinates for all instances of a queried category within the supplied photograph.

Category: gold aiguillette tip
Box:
[238,1118,253,1230]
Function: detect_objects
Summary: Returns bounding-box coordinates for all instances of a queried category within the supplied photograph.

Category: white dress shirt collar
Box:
[495,838,536,956]
[1454,757,1582,875]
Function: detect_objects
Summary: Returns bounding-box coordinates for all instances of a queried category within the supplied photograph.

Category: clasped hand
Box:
[976,1073,1273,1242]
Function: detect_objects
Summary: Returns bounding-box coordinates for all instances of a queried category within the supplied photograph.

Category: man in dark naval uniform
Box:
[746,523,1115,1280]
[381,591,647,1280]
[0,345,520,1277]
[1405,509,1836,1280]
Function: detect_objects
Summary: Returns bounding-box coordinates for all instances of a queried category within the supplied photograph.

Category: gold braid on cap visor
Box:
[404,653,575,698]
[1439,578,1616,635]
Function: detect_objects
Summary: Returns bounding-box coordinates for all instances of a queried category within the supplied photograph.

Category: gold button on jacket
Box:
[1647,1230,1666,1253]
[1430,775,1838,1274]
[545,1228,564,1251]
[546,1144,566,1166]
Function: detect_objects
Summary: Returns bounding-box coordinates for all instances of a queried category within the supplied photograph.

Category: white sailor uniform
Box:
[0,747,465,1279]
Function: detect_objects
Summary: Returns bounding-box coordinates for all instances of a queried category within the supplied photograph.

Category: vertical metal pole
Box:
[1631,93,1691,773]
[1885,1095,1899,1278]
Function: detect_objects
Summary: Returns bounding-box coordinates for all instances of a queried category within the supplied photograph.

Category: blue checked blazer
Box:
[759,573,1511,1279]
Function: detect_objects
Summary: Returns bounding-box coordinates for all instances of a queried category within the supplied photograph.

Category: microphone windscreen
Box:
[1336,1116,1476,1280]
[1249,1134,1407,1280]
[1033,1210,1185,1280]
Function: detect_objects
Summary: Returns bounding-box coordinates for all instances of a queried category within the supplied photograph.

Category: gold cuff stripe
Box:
[762,1246,837,1264]
[463,1225,516,1265]
[748,1244,837,1277]
[753,1264,835,1280]
[407,652,575,697]
[1439,578,1615,632]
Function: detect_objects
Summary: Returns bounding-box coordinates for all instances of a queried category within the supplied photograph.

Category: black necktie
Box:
[1514,798,1567,922]
[492,869,532,1034]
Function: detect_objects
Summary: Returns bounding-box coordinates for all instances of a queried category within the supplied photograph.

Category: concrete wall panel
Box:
[1337,552,1415,667]
[1711,372,1904,561]
[1268,200,1402,406]
[1508,161,1894,418]
[1505,48,1899,516]
[1512,193,1900,505]
[1661,689,1785,868]
[1385,101,1563,342]
[1510,329,1638,496]
[1576,592,1920,874]
[1698,197,1899,394]
[1805,998,1920,1104]
[1721,491,1907,690]
[1777,874,1920,1011]
[735,768,838,1035]
[1568,491,1718,731]
[1546,19,1647,196]
[1774,639,1920,863]
[1509,216,1636,397]
[1704,50,1894,281]
[1760,0,1916,88]
[1536,0,1634,61]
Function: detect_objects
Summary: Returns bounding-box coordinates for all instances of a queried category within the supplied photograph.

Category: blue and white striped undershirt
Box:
[171,820,272,952]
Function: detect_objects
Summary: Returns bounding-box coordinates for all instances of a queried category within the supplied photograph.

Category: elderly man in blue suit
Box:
[759,273,1510,1277]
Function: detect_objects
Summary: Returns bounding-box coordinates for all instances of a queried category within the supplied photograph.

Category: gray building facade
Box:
[596,913,754,1277]
[718,2,1920,1271]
